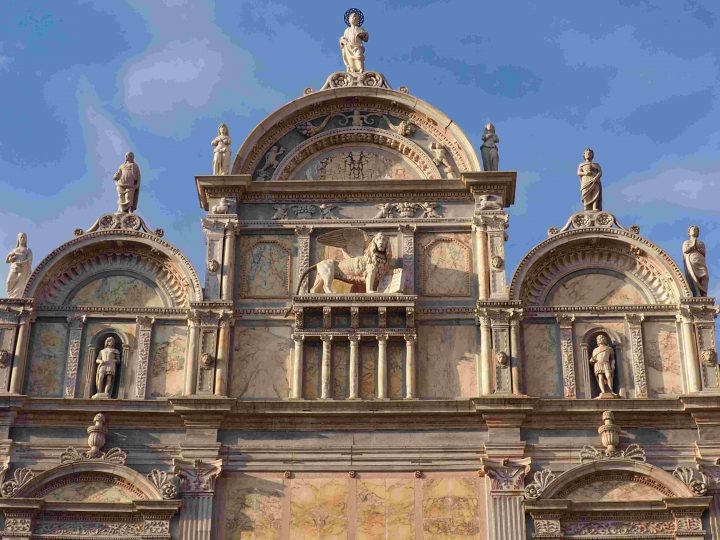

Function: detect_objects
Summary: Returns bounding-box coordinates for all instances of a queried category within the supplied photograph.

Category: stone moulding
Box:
[320,70,392,90]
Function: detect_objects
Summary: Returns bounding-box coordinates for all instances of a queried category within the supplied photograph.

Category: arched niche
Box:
[525,460,711,539]
[84,329,130,399]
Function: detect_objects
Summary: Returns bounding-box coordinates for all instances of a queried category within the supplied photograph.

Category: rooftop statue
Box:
[683,225,709,297]
[113,151,141,213]
[481,123,500,171]
[5,232,32,298]
[340,8,368,74]
[211,123,232,176]
[577,148,602,211]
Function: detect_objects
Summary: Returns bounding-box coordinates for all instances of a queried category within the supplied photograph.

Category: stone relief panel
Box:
[26,321,68,397]
[231,326,291,400]
[293,146,424,181]
[148,324,187,398]
[643,321,683,396]
[290,478,348,539]
[418,325,478,399]
[68,275,164,307]
[357,478,414,539]
[221,473,284,540]
[43,480,135,503]
[547,272,648,306]
[523,323,563,397]
[417,233,472,297]
[562,478,664,502]
[423,477,484,539]
[239,235,292,299]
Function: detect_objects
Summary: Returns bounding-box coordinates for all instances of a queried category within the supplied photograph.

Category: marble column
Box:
[183,312,201,396]
[220,223,237,301]
[377,333,388,400]
[214,312,233,396]
[320,335,332,399]
[405,333,417,399]
[625,313,648,398]
[348,334,360,399]
[9,312,33,395]
[173,458,223,540]
[291,333,304,399]
[63,314,86,398]
[679,311,701,393]
[509,312,524,395]
[556,314,577,398]
[481,458,531,540]
[478,310,493,395]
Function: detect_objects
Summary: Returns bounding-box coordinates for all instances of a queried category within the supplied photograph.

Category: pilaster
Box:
[173,458,223,540]
[556,314,577,398]
[625,313,648,398]
[134,315,155,399]
[480,457,531,540]
[295,225,313,294]
[399,224,416,293]
[63,314,86,398]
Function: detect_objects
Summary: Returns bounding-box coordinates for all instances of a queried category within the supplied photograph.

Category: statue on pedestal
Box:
[340,9,368,74]
[590,334,617,398]
[577,148,602,211]
[211,123,232,176]
[5,232,32,298]
[93,336,121,399]
[683,225,709,297]
[113,152,141,213]
[481,123,500,171]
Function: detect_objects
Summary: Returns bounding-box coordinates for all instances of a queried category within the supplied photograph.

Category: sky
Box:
[1,0,720,297]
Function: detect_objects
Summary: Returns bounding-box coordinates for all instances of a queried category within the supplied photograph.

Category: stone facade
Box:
[0,16,718,540]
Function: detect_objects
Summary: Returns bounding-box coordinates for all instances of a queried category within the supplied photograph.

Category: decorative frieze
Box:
[134,315,154,399]
[63,314,86,398]
[625,313,648,398]
[556,314,577,398]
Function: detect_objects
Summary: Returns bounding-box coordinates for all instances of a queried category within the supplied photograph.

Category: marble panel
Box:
[239,235,292,299]
[565,479,663,502]
[359,342,377,400]
[332,340,350,399]
[148,325,187,398]
[388,341,405,400]
[231,326,291,400]
[26,321,67,397]
[418,233,472,297]
[418,326,477,399]
[547,272,647,306]
[357,478,415,540]
[44,481,134,503]
[222,473,284,540]
[290,478,348,539]
[422,477,482,540]
[303,340,322,400]
[68,275,164,307]
[523,323,562,397]
[644,321,683,396]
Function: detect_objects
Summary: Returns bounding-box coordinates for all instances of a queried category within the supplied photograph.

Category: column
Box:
[348,334,360,399]
[320,335,332,399]
[295,226,312,294]
[480,458,531,540]
[173,458,223,540]
[290,334,304,399]
[405,333,417,399]
[509,312,524,395]
[133,316,155,399]
[9,312,33,395]
[625,314,648,398]
[220,223,237,301]
[679,310,701,393]
[473,219,490,300]
[377,334,388,399]
[478,310,493,395]
[556,314,577,398]
[183,312,200,396]
[63,314,86,398]
[214,312,233,396]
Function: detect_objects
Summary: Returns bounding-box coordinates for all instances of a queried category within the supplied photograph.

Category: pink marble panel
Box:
[523,323,562,397]
[565,479,663,502]
[644,321,683,396]
[423,477,482,539]
[332,340,349,399]
[290,478,348,539]
[357,478,415,540]
[547,273,647,306]
[231,326,291,399]
[148,325,187,398]
[388,341,405,400]
[418,233,472,298]
[359,342,377,400]
[222,473,284,540]
[26,322,67,397]
[303,341,322,400]
[418,326,477,399]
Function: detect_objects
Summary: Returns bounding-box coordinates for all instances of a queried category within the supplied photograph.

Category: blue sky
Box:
[2,0,719,297]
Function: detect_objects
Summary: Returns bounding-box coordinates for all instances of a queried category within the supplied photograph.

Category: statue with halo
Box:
[340,8,368,73]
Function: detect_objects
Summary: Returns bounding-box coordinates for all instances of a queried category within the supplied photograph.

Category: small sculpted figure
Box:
[211,123,232,175]
[481,123,500,171]
[577,148,602,211]
[258,146,285,177]
[5,232,32,298]
[93,336,121,398]
[590,334,616,397]
[429,142,453,176]
[113,152,141,213]
[340,9,368,74]
[373,203,393,219]
[683,225,709,297]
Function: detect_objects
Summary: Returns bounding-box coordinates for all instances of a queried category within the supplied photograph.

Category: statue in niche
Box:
[5,232,32,298]
[293,228,392,296]
[481,123,500,171]
[683,225,709,297]
[577,148,602,211]
[340,8,368,74]
[113,152,141,213]
[92,336,121,399]
[258,145,285,178]
[211,123,232,175]
[589,334,617,398]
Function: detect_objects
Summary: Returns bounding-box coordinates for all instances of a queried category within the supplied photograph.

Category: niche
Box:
[83,330,129,399]
[583,330,622,399]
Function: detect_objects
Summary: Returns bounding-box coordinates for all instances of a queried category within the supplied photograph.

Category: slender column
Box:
[473,221,490,300]
[214,312,233,396]
[404,333,417,399]
[509,312,524,395]
[9,312,33,395]
[320,335,332,399]
[556,314,577,398]
[220,223,237,301]
[173,458,223,540]
[63,314,87,398]
[291,334,304,399]
[377,334,388,399]
[679,311,701,393]
[183,312,200,396]
[479,310,493,395]
[348,334,360,399]
[625,314,648,398]
[481,458,531,540]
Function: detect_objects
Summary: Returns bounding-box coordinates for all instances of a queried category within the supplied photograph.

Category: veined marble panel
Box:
[26,321,67,397]
[564,479,663,502]
[547,272,647,306]
[418,326,477,399]
[231,326,291,400]
[418,233,472,297]
[332,339,350,399]
[643,321,683,396]
[68,275,164,307]
[148,324,187,398]
[239,235,292,299]
[422,477,483,540]
[388,341,405,400]
[359,341,377,400]
[222,473,284,540]
[523,323,562,397]
[303,340,322,400]
[357,478,415,540]
[44,480,135,503]
[290,478,348,539]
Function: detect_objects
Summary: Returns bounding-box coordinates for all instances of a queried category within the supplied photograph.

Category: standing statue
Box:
[5,232,32,298]
[683,225,709,297]
[481,123,500,171]
[577,148,602,211]
[211,123,232,175]
[93,336,121,399]
[113,152,141,213]
[340,8,368,74]
[590,334,617,397]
